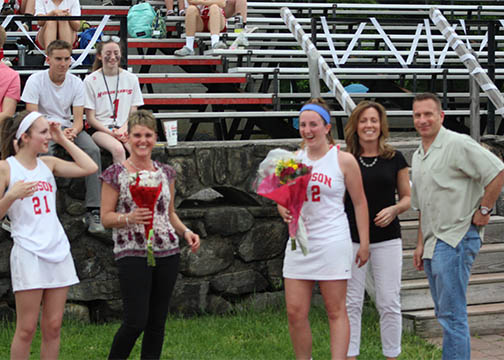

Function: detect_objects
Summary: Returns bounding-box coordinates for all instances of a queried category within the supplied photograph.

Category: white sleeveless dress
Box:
[283,146,353,280]
[6,156,79,292]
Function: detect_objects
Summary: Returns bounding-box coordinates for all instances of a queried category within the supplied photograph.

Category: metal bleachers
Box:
[5,1,504,140]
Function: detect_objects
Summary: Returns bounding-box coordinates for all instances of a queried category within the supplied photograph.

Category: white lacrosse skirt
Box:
[282,237,353,280]
[10,243,79,292]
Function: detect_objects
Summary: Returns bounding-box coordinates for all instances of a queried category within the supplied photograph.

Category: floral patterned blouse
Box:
[100,161,180,260]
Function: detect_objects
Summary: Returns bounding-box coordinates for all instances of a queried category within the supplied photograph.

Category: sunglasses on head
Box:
[102,35,121,43]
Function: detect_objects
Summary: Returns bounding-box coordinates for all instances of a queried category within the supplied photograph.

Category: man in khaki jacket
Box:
[411,92,504,360]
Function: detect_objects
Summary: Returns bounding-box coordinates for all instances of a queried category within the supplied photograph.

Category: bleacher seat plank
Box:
[402,243,504,280]
[401,273,504,312]
[82,6,129,15]
[403,303,504,337]
[231,67,504,76]
[401,216,504,249]
[128,39,187,48]
[143,93,273,105]
[277,92,491,99]
[137,73,246,84]
[149,109,484,120]
[128,55,221,66]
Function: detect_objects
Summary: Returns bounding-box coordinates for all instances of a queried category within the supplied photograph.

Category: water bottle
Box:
[17,44,26,67]
[234,15,243,33]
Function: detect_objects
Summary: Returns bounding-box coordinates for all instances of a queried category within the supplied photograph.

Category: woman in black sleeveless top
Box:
[344,101,411,360]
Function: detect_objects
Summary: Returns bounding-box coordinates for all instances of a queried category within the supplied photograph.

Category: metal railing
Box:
[0,14,127,68]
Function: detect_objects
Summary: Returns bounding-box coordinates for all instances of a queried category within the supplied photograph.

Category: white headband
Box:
[15,112,43,140]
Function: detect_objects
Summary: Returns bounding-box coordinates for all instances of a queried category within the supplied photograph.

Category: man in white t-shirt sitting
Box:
[21,40,105,234]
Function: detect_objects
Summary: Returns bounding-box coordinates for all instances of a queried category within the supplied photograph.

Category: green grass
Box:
[0,302,441,359]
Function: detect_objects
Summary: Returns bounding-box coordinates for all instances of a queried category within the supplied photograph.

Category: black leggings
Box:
[108,254,180,360]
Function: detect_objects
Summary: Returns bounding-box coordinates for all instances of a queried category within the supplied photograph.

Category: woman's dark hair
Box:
[344,100,395,159]
[299,97,336,149]
[0,111,32,159]
[91,38,124,72]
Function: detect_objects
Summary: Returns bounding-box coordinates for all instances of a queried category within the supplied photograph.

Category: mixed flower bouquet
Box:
[255,149,312,255]
[275,158,311,184]
[129,170,162,266]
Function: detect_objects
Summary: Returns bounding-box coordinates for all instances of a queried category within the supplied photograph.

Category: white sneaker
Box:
[83,210,106,234]
[1,58,12,67]
[211,41,227,50]
[174,46,194,56]
[1,217,11,233]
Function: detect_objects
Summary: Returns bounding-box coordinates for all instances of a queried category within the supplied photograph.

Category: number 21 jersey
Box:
[6,156,70,263]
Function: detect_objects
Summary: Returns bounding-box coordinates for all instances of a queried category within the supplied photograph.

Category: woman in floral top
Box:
[100,110,200,359]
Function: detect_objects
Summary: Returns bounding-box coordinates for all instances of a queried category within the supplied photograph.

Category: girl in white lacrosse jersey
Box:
[0,111,97,359]
[277,98,370,359]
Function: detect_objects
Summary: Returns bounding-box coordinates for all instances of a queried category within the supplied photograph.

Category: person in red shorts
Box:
[174,0,227,56]
[35,0,80,49]
[224,0,247,26]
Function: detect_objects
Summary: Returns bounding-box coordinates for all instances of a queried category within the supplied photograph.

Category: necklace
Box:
[128,158,153,172]
[101,68,120,127]
[359,156,378,168]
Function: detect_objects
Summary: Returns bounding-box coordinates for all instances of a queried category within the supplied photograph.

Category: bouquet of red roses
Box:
[255,149,312,255]
[129,170,162,266]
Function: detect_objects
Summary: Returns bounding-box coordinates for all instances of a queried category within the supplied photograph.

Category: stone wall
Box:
[0,139,306,322]
[2,136,502,322]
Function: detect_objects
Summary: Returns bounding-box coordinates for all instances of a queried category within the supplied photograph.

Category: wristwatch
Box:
[479,205,493,216]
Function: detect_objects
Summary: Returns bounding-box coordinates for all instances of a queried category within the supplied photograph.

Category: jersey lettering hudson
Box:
[32,181,54,215]
[35,180,53,193]
[310,172,332,188]
[305,172,333,203]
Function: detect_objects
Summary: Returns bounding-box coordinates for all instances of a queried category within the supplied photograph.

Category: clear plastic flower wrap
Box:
[255,149,312,255]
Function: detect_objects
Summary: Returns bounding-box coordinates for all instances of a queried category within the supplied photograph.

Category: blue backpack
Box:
[127,2,156,38]
[79,28,101,65]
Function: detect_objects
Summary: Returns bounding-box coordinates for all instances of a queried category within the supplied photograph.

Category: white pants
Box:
[346,239,402,358]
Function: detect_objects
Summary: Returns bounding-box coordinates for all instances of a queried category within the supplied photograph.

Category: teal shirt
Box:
[411,127,504,259]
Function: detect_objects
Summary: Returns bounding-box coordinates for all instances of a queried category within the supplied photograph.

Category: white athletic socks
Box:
[210,34,220,46]
[185,36,195,49]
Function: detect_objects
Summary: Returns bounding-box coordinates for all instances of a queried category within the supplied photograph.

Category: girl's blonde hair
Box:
[344,101,395,159]
[128,110,157,134]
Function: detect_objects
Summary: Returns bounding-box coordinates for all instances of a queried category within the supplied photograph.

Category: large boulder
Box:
[0,241,12,277]
[169,276,210,315]
[0,279,10,299]
[210,270,269,296]
[206,295,233,314]
[266,258,285,290]
[64,303,91,323]
[67,277,120,302]
[204,207,254,236]
[0,301,15,322]
[169,157,201,199]
[237,221,287,262]
[226,146,255,186]
[180,235,233,277]
[195,149,214,186]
